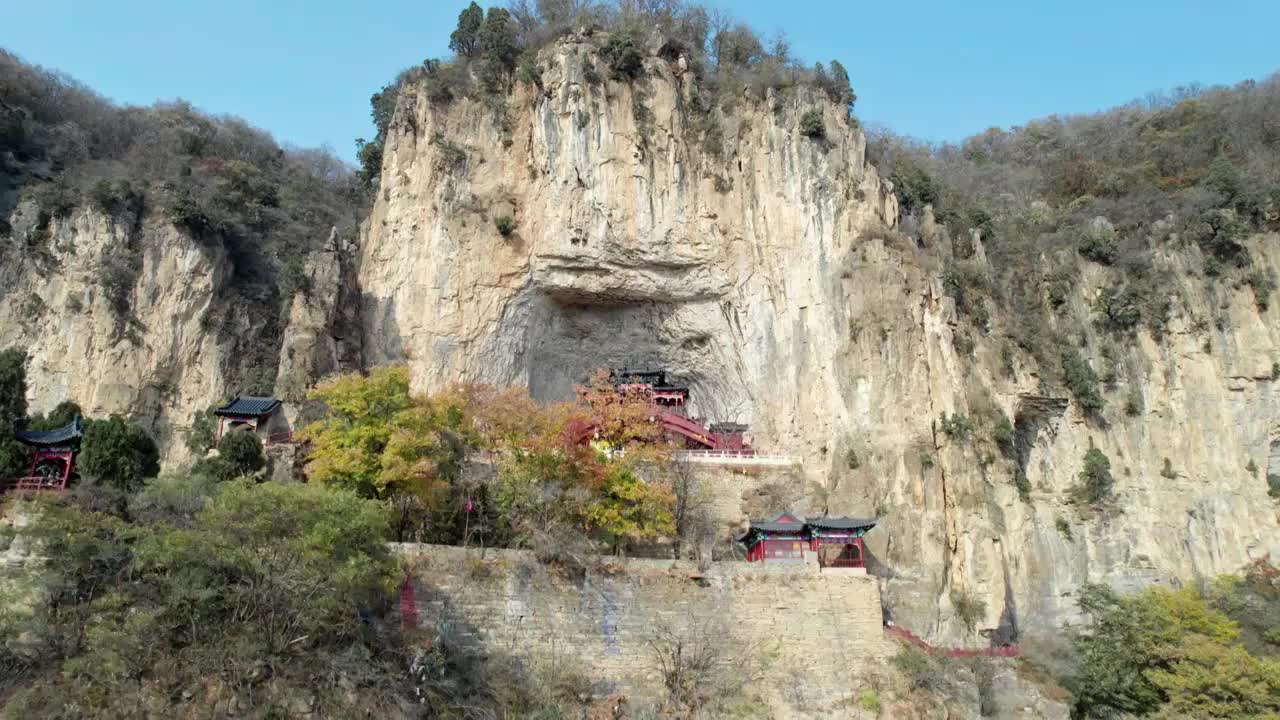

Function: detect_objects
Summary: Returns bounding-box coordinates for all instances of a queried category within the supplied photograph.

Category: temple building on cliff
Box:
[740,513,877,568]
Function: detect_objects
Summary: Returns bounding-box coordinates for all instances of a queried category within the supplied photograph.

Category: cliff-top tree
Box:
[828,60,856,111]
[478,7,519,91]
[449,1,484,58]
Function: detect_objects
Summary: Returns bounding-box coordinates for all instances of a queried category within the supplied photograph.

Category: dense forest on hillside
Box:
[869,75,1280,414]
[0,49,364,390]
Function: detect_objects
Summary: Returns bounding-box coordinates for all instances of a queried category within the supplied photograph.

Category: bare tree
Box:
[667,456,713,565]
[646,617,770,714]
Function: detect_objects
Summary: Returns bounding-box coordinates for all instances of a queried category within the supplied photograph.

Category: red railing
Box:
[885,625,1019,658]
[2,477,68,494]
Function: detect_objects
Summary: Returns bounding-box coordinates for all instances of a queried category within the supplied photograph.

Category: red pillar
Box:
[399,575,418,631]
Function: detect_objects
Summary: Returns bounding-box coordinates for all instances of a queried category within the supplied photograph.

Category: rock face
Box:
[358,35,1280,643]
[1,32,1277,650]
[361,35,895,441]
[0,200,343,463]
[274,227,363,408]
[0,205,240,463]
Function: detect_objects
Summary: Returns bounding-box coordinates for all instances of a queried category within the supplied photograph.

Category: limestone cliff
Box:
[358,34,1280,644]
[0,199,347,463]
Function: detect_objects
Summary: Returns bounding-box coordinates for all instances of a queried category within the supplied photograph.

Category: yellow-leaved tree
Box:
[298,367,479,503]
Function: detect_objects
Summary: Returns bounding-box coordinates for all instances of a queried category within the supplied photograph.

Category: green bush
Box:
[1061,345,1104,415]
[1079,230,1118,265]
[951,589,987,632]
[1077,446,1114,504]
[217,430,266,479]
[845,448,861,470]
[0,348,29,480]
[1124,385,1144,416]
[1056,516,1073,540]
[943,260,991,328]
[603,30,644,81]
[1096,283,1142,332]
[859,689,881,713]
[494,215,516,236]
[87,179,143,217]
[799,110,825,139]
[1014,471,1032,502]
[992,415,1015,456]
[891,644,947,691]
[1246,268,1277,311]
[79,415,160,492]
[581,59,602,86]
[940,412,976,441]
[186,406,219,455]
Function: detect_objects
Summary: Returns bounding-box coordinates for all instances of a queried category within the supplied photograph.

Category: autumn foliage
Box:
[299,367,675,552]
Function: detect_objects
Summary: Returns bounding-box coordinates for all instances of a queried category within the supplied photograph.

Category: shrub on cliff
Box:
[78,415,160,492]
[1075,445,1113,504]
[1061,345,1104,416]
[799,110,825,139]
[603,29,645,80]
[494,214,516,236]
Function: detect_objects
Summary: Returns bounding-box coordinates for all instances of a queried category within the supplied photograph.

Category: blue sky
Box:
[2,1,1277,163]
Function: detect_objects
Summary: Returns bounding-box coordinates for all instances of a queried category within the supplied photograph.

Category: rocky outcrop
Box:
[0,201,348,463]
[275,227,363,408]
[1,31,1275,651]
[358,34,1280,644]
[0,204,239,463]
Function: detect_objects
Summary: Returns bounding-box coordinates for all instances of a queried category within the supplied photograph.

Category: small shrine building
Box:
[8,416,83,492]
[741,512,878,567]
[213,396,287,443]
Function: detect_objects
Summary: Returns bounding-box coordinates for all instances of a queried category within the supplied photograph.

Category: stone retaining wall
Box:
[398,543,890,715]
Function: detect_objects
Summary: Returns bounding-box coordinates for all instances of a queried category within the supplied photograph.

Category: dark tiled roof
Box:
[214,396,282,417]
[710,422,749,433]
[806,516,878,531]
[15,417,83,447]
[748,511,806,533]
